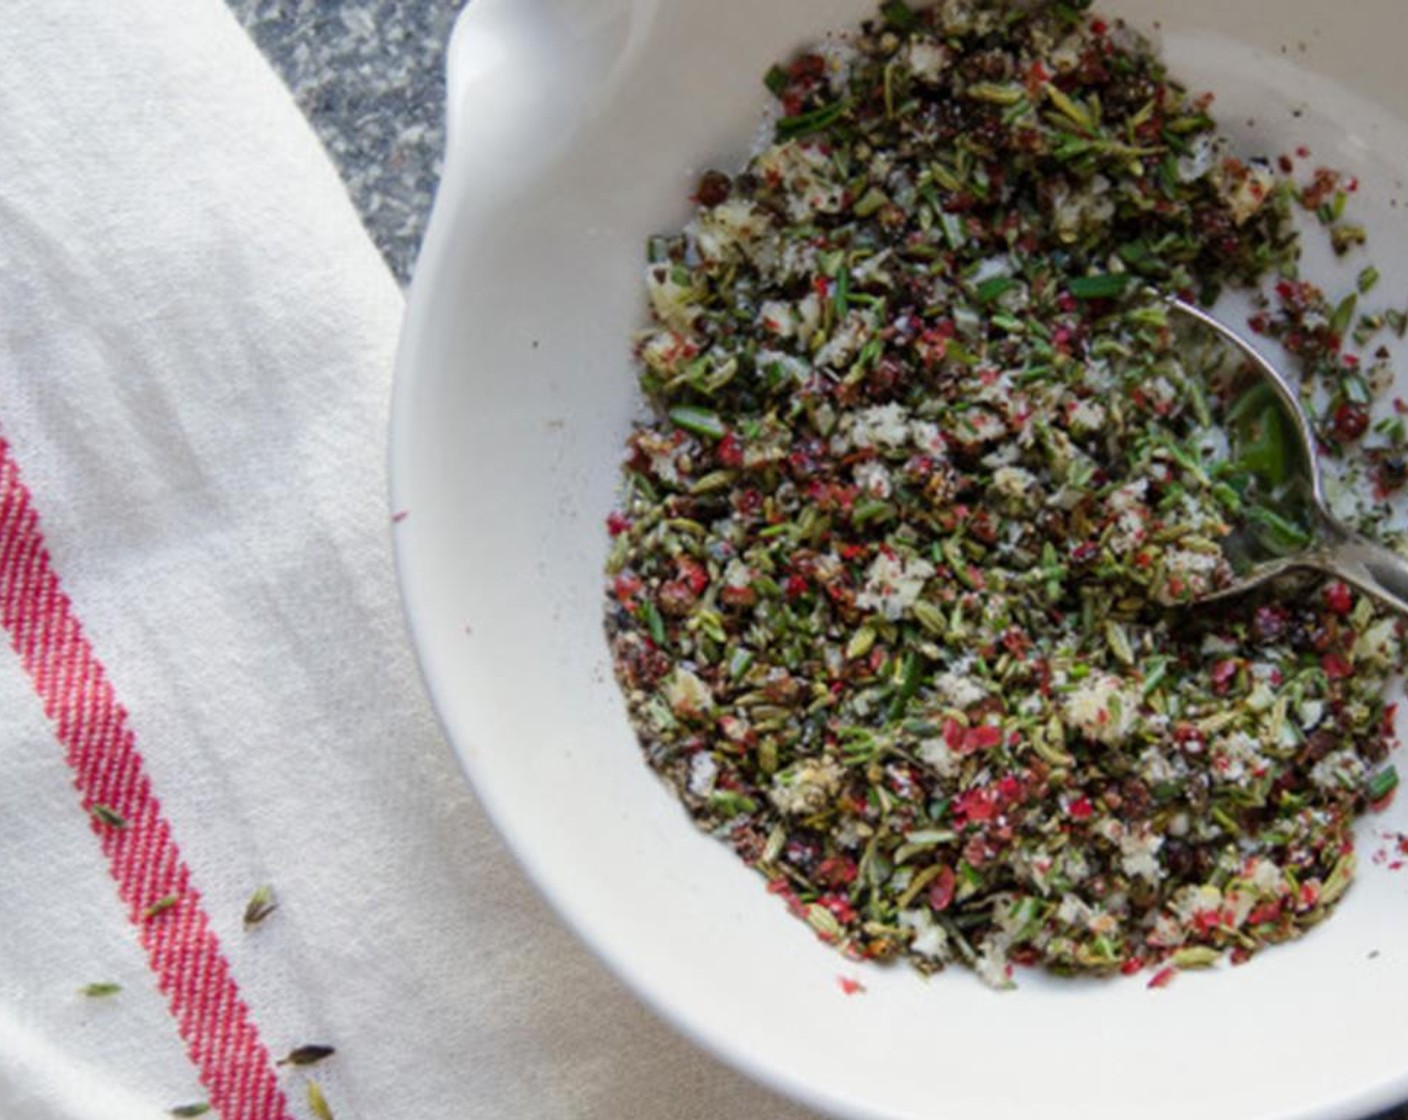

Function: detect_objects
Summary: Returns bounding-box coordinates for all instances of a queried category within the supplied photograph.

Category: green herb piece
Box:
[775,98,851,142]
[143,894,179,919]
[1001,96,1033,125]
[764,65,789,97]
[879,0,919,31]
[833,263,851,317]
[1104,620,1134,666]
[1366,766,1399,803]
[1053,135,1092,162]
[81,982,122,998]
[1320,853,1357,907]
[307,1080,335,1120]
[853,498,894,525]
[1231,390,1293,486]
[1171,946,1220,969]
[638,599,667,645]
[1376,415,1407,446]
[668,406,727,440]
[243,885,277,928]
[1051,0,1095,28]
[1045,83,1093,131]
[1117,240,1165,276]
[974,276,1019,305]
[846,626,877,661]
[852,186,889,219]
[168,1106,211,1119]
[888,653,923,718]
[1325,190,1348,222]
[645,236,671,264]
[1357,266,1380,294]
[967,82,1026,106]
[938,210,966,250]
[1330,293,1358,338]
[1068,273,1134,300]
[1331,224,1367,255]
[1244,505,1312,553]
[709,790,759,817]
[89,804,127,829]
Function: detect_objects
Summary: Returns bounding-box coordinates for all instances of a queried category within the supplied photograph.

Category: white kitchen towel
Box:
[0,2,814,1118]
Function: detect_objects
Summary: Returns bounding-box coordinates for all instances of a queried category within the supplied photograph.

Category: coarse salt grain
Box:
[857,551,935,620]
[687,751,719,797]
[1062,672,1140,745]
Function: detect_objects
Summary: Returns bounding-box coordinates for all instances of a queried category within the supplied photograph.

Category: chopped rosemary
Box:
[1068,273,1135,300]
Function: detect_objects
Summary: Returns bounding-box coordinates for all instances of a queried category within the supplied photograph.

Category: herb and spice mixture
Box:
[605,0,1408,987]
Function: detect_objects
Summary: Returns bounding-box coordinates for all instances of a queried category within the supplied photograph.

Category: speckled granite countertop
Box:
[227,0,464,286]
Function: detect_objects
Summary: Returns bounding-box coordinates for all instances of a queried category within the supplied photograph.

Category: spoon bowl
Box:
[1169,296,1408,614]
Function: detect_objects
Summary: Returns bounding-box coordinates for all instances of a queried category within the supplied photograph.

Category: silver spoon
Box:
[1167,296,1408,614]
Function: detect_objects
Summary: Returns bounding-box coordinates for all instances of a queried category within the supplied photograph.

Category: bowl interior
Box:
[392,3,1408,1117]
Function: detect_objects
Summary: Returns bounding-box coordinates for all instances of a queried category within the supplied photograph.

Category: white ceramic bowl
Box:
[392,4,1408,1117]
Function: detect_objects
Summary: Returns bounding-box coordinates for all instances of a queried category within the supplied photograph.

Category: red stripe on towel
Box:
[0,436,292,1120]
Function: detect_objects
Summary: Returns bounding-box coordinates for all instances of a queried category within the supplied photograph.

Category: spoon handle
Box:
[1316,525,1408,616]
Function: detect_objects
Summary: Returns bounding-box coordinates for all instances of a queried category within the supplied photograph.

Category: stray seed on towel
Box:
[143,894,179,919]
[244,884,278,928]
[307,1079,335,1120]
[90,804,127,829]
[278,1044,336,1067]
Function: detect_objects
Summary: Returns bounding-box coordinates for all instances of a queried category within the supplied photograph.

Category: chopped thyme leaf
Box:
[974,276,1019,305]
